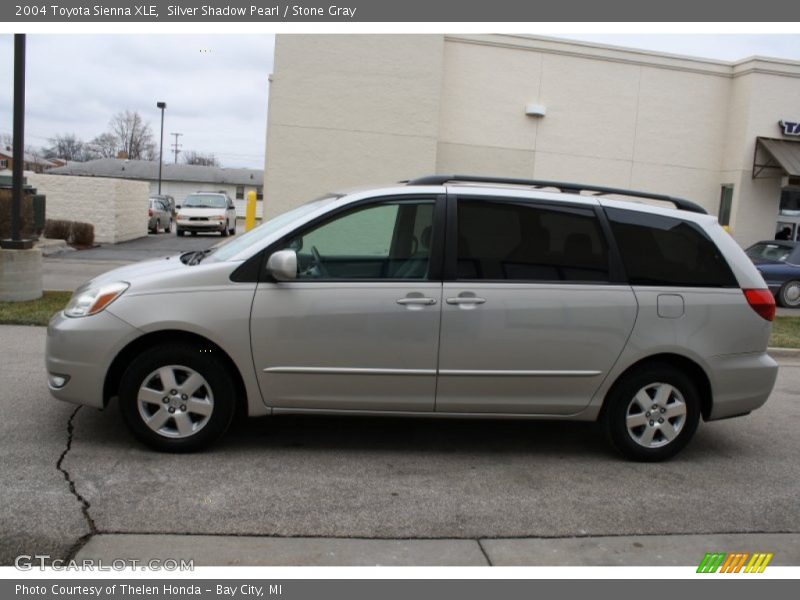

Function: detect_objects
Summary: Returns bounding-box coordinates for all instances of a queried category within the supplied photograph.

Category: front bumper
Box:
[46,310,141,409]
[707,351,779,420]
[176,219,225,231]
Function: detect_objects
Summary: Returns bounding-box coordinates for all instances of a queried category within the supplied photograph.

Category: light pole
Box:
[1,34,32,250]
[156,101,166,194]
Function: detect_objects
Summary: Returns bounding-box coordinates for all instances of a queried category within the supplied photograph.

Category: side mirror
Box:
[266,249,297,281]
[175,205,182,209]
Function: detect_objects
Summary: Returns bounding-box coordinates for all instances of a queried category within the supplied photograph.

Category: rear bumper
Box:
[707,351,779,420]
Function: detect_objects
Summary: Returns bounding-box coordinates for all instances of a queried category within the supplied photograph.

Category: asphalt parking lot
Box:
[1,325,799,566]
[41,221,246,291]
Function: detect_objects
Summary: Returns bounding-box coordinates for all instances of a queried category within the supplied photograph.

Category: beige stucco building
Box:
[264,34,800,247]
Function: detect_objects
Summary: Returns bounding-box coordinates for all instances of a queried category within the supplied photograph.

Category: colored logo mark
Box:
[697,552,773,573]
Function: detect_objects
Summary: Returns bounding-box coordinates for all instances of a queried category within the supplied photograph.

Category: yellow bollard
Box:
[245,190,257,232]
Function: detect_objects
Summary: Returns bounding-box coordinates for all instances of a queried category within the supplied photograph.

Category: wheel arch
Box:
[103,329,248,418]
[600,353,713,421]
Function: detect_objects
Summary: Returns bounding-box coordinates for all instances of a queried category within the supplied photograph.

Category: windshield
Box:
[183,194,227,209]
[209,195,339,262]
[746,243,793,262]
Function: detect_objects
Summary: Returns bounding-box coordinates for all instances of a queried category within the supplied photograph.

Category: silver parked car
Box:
[46,176,778,461]
[176,192,237,237]
[148,197,173,234]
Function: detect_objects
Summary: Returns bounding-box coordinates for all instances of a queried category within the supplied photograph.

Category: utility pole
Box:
[170,132,183,164]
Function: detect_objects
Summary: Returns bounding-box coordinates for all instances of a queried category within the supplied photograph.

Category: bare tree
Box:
[183,150,220,167]
[45,133,94,162]
[0,132,12,149]
[89,132,119,158]
[108,110,156,160]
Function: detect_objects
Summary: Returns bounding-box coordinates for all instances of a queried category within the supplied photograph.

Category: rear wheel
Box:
[164,219,172,234]
[118,343,236,452]
[154,219,160,234]
[778,280,800,308]
[603,363,701,462]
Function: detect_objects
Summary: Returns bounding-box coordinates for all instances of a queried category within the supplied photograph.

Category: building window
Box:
[718,184,733,226]
[779,188,800,217]
[235,185,244,200]
[0,159,7,169]
[256,186,263,201]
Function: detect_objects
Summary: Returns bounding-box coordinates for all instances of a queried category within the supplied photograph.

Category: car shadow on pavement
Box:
[73,398,741,461]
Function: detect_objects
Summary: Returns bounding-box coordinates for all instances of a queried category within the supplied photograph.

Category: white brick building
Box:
[50,158,264,218]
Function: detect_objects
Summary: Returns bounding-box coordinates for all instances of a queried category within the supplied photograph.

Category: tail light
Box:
[743,289,776,321]
[148,209,153,217]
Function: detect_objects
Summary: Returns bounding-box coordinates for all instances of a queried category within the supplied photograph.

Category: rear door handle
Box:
[396,297,437,306]
[446,297,486,305]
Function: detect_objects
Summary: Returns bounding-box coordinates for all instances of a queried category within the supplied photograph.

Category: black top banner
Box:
[4,0,800,22]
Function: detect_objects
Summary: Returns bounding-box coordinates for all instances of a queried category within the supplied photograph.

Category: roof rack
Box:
[406,175,708,215]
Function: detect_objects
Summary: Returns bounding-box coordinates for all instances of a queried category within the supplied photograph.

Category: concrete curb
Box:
[74,532,800,567]
[768,347,800,358]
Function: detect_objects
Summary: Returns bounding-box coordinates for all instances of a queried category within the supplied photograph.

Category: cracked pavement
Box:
[2,324,800,565]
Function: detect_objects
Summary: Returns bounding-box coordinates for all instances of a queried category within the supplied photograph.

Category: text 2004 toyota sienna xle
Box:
[46,176,779,461]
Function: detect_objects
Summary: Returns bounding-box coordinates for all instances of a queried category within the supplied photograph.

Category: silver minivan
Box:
[46,176,778,461]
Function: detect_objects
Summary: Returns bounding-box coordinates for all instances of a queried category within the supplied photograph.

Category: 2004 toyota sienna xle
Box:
[46,175,779,461]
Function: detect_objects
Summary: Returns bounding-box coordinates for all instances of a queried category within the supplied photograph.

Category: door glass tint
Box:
[606,207,736,287]
[457,200,609,282]
[284,201,435,280]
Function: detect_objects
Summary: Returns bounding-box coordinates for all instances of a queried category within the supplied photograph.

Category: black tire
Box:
[777,280,800,308]
[229,225,236,235]
[603,362,701,462]
[177,229,185,237]
[154,219,160,234]
[118,343,237,452]
[191,231,197,237]
[164,219,172,234]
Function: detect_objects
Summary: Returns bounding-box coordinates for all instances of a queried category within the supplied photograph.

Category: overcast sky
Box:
[1,34,799,170]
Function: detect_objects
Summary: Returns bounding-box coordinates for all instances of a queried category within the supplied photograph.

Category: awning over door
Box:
[753,137,800,178]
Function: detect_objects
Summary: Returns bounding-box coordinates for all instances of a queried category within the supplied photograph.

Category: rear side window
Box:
[606,208,736,287]
[457,200,609,282]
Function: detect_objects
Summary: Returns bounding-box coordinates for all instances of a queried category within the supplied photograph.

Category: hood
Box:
[81,255,187,290]
[750,257,781,266]
[178,207,227,217]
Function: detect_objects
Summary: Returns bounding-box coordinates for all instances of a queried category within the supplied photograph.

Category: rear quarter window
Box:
[606,207,737,287]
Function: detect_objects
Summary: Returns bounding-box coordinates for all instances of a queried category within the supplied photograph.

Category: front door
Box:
[250,197,443,411]
[436,197,637,415]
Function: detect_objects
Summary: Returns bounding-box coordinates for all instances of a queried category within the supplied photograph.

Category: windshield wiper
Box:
[181,248,216,266]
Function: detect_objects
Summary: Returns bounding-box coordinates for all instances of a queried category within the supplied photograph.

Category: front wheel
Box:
[778,280,800,308]
[118,343,236,452]
[603,363,701,462]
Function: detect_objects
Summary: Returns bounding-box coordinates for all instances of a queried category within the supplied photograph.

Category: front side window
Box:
[456,200,609,282]
[283,200,435,280]
[607,208,737,287]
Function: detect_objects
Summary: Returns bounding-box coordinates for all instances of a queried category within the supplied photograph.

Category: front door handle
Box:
[396,297,437,306]
[446,297,486,305]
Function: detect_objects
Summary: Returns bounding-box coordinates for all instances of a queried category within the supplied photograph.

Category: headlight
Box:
[176,213,186,220]
[211,215,225,221]
[64,282,129,318]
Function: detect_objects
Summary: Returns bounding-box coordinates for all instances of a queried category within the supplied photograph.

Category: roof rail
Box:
[406,175,708,215]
